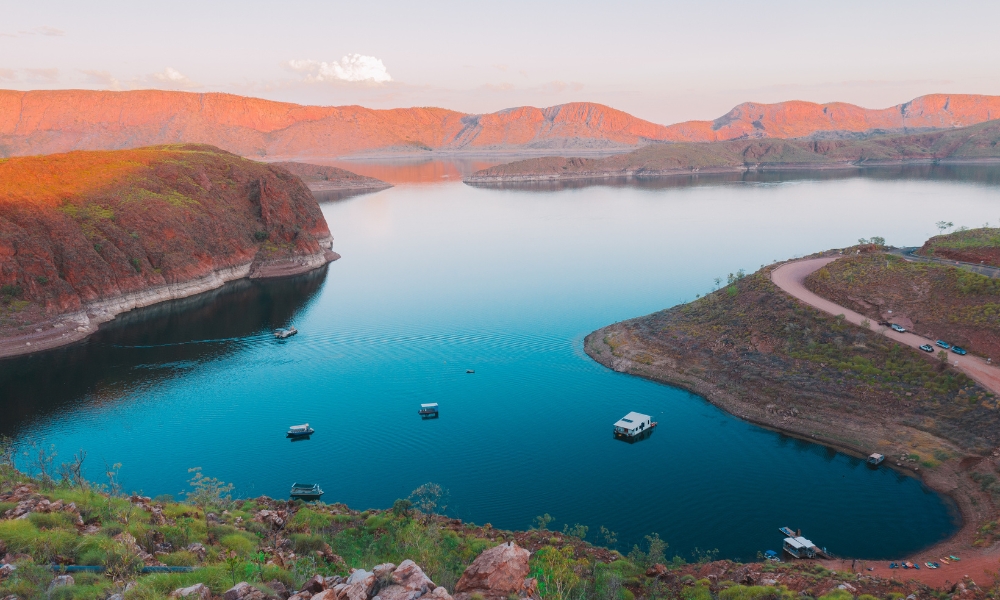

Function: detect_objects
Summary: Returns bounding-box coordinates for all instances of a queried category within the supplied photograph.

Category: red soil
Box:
[3,90,1000,159]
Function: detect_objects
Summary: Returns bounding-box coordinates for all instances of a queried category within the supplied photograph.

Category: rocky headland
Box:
[3,90,1000,159]
[0,144,337,358]
[465,119,1000,184]
[269,163,391,193]
[584,239,1000,586]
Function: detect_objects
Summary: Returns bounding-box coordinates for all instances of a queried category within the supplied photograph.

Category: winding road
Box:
[770,257,1000,396]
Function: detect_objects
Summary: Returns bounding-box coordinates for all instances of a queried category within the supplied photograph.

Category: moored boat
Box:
[286,423,314,438]
[867,453,885,466]
[419,403,439,418]
[613,412,657,439]
[290,482,323,501]
[274,327,298,339]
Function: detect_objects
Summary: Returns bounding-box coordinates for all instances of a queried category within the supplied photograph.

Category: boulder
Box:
[334,569,375,600]
[0,564,15,579]
[288,595,312,600]
[423,588,455,600]
[224,582,254,600]
[311,591,337,600]
[171,583,212,600]
[48,575,75,591]
[108,595,124,600]
[302,575,326,594]
[373,563,397,580]
[323,577,343,588]
[455,542,533,600]
[268,581,291,599]
[374,586,421,600]
[392,560,435,593]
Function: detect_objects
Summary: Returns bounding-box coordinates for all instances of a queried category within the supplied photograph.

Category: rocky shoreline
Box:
[0,241,338,360]
[582,258,1000,570]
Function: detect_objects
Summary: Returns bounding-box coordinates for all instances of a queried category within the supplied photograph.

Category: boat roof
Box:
[614,412,651,428]
[869,453,884,459]
[783,537,807,549]
[795,537,815,547]
[421,403,439,408]
[289,424,310,429]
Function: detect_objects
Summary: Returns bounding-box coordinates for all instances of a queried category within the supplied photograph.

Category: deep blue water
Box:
[6,165,1000,560]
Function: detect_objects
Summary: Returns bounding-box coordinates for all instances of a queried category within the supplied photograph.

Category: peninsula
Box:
[0,145,338,358]
[585,234,1000,585]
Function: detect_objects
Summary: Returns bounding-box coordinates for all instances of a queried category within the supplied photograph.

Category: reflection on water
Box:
[297,157,503,185]
[6,165,1000,559]
[0,267,328,439]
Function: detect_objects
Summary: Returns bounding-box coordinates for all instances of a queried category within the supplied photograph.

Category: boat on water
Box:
[867,453,885,466]
[779,527,796,537]
[286,423,314,438]
[779,527,831,559]
[274,326,298,339]
[613,412,657,439]
[290,483,323,501]
[419,403,439,418]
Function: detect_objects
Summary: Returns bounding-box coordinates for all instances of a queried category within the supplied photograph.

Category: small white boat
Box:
[419,403,439,418]
[286,423,314,438]
[867,453,885,466]
[290,482,323,501]
[274,327,298,339]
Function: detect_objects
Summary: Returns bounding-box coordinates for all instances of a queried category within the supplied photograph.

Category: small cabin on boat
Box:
[274,327,298,339]
[614,412,654,438]
[419,403,439,417]
[868,453,885,466]
[286,424,314,438]
[783,536,817,559]
[290,483,323,501]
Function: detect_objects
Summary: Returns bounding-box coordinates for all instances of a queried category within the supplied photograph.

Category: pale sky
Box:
[3,0,1000,124]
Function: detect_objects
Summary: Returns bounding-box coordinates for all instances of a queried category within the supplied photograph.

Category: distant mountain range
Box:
[2,90,1000,159]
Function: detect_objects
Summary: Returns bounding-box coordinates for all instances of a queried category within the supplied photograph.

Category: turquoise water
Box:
[6,166,1000,560]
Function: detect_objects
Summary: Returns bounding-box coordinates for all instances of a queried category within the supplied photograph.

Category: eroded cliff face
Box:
[0,144,333,353]
[4,90,1000,158]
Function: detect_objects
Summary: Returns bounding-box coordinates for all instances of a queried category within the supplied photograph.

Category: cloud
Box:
[152,67,197,88]
[544,81,584,93]
[24,68,59,82]
[287,54,392,83]
[34,26,65,36]
[82,69,121,90]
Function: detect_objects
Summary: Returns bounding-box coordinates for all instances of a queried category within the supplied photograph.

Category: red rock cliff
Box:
[4,90,999,158]
[0,144,334,354]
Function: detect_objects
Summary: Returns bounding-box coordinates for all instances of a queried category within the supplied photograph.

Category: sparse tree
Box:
[938,350,949,365]
[713,277,721,290]
[936,221,953,234]
[409,482,448,520]
[870,236,885,247]
[532,513,554,530]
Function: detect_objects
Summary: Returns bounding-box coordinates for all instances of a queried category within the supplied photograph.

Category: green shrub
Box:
[817,591,852,600]
[290,533,327,555]
[161,550,199,567]
[290,508,334,533]
[0,561,54,600]
[364,515,391,530]
[0,519,77,562]
[220,533,256,557]
[720,586,780,600]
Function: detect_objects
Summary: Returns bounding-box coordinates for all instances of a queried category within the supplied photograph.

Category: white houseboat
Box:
[867,453,885,466]
[613,412,657,439]
[419,403,439,418]
[782,536,818,559]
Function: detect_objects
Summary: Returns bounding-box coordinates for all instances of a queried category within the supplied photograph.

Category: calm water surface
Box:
[6,165,1000,560]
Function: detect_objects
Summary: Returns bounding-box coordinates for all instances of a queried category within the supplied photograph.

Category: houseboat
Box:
[613,412,657,439]
[782,536,818,559]
[867,453,885,466]
[419,403,439,418]
[286,424,314,438]
[289,483,323,501]
[274,326,298,339]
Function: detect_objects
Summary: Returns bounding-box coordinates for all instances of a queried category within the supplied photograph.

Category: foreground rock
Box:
[270,163,391,193]
[454,542,538,600]
[171,583,211,600]
[0,144,337,358]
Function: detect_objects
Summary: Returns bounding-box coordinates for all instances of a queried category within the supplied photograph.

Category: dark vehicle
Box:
[919,344,934,352]
[935,340,950,349]
[890,324,906,333]
[952,346,967,355]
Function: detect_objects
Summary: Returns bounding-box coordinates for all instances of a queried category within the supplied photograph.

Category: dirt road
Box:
[771,257,1000,396]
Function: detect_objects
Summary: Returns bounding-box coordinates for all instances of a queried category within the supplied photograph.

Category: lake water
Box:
[6,164,1000,560]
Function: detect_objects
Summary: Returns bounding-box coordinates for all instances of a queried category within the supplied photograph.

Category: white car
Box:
[890,324,906,333]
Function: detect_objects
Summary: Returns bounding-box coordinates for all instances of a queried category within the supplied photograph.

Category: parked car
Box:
[952,346,967,355]
[935,340,950,349]
[919,344,934,352]
[890,324,906,333]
